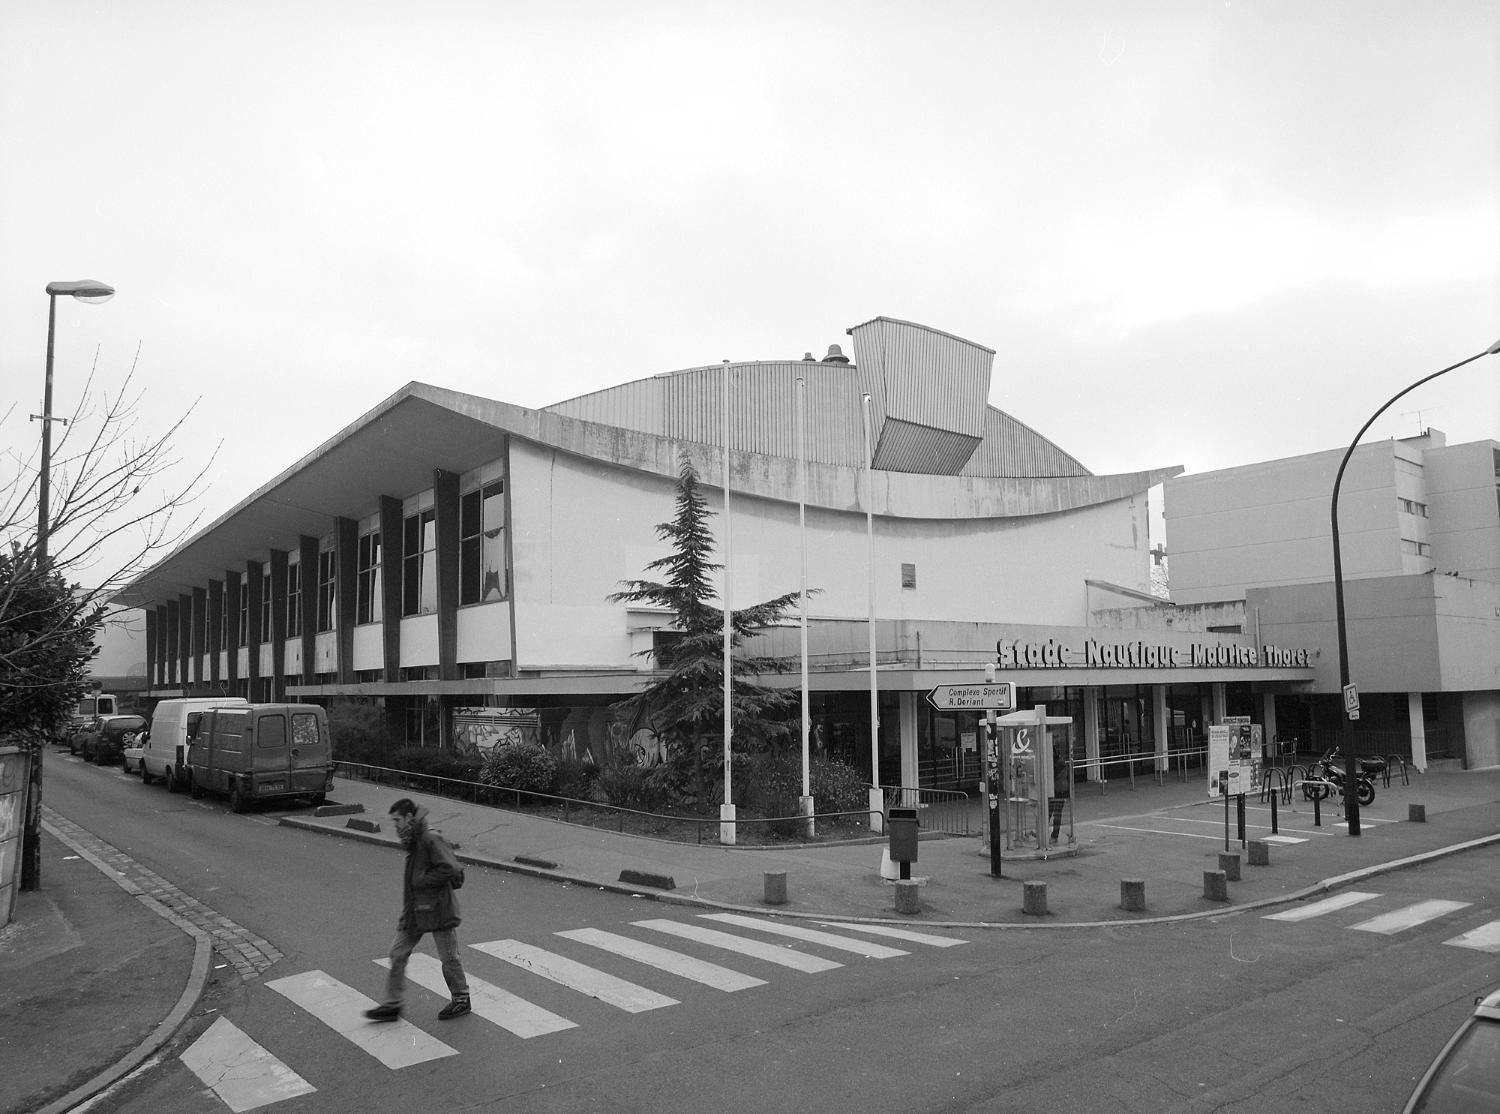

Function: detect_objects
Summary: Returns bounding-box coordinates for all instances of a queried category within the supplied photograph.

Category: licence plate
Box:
[262,781,284,792]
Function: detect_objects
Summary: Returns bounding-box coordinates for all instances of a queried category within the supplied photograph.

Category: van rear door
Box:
[250,707,330,797]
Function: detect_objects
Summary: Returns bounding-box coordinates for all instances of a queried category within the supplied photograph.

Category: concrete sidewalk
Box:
[282,765,1500,926]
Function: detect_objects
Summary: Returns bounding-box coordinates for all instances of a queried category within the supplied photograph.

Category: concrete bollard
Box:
[1248,840,1271,867]
[1203,870,1229,902]
[894,879,921,915]
[1218,852,1241,882]
[763,870,788,906]
[1409,803,1427,823]
[1120,879,1146,912]
[1022,881,1048,916]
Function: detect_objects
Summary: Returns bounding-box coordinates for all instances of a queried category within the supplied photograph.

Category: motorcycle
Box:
[1303,747,1376,807]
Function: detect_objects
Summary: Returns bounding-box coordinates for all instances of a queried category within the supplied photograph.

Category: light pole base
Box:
[868,786,885,834]
[719,802,737,845]
[798,794,815,839]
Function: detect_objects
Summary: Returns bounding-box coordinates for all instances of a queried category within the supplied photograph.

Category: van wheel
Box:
[166,767,181,793]
[141,765,154,785]
[229,783,248,814]
[93,748,106,766]
[189,775,203,800]
[310,793,327,807]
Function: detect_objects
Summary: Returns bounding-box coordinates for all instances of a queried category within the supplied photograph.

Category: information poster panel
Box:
[1207,717,1261,798]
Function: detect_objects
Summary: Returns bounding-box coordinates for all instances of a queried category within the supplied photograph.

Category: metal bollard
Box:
[1022,881,1048,916]
[1120,879,1146,912]
[894,879,920,915]
[763,870,788,906]
[1270,791,1279,834]
[1203,870,1229,902]
[1248,840,1270,867]
[1218,852,1241,882]
[1409,803,1427,823]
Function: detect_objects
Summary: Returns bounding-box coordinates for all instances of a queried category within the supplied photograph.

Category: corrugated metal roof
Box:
[961,408,1092,478]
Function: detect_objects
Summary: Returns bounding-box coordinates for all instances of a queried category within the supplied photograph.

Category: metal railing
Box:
[333,760,879,846]
[877,784,973,836]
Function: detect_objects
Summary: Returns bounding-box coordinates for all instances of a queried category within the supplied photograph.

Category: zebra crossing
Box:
[181,914,967,1111]
[1263,891,1500,952]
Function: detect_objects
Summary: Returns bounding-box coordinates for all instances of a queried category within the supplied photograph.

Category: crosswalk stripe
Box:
[180,1016,316,1112]
[701,913,908,958]
[376,954,577,1037]
[264,970,457,1068]
[1263,891,1381,922]
[470,939,678,1012]
[633,918,843,972]
[1349,900,1471,935]
[556,928,766,991]
[1260,835,1308,844]
[1444,920,1500,953]
[817,923,968,947]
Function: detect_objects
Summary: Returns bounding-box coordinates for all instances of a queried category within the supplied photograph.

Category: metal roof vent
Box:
[802,351,816,361]
[822,343,850,364]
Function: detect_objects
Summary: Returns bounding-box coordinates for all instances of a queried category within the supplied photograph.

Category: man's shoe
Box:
[364,1004,401,1021]
[438,996,472,1020]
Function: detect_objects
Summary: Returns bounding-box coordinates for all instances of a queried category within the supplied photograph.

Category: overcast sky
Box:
[3,1,1497,588]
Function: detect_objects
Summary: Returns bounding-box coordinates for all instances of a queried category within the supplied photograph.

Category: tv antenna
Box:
[1398,406,1441,435]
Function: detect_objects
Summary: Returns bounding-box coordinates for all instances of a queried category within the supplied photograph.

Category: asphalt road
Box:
[45,754,1500,1114]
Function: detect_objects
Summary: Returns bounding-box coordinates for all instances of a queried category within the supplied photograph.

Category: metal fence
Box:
[877,783,973,836]
[333,760,878,846]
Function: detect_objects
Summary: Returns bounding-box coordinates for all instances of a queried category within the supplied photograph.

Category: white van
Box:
[144,698,250,791]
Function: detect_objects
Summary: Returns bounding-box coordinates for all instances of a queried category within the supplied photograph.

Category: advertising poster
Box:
[1207,717,1261,798]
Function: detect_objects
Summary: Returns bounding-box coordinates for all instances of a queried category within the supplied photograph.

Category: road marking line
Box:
[377,954,577,1037]
[1349,900,1472,935]
[1260,835,1309,844]
[469,940,678,1012]
[1263,892,1382,922]
[556,928,766,991]
[264,970,456,1068]
[1093,823,1225,841]
[633,918,843,972]
[179,1016,316,1112]
[701,913,908,958]
[819,923,968,947]
[1444,920,1500,953]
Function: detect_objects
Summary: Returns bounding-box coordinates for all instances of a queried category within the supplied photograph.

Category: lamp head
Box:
[46,280,115,304]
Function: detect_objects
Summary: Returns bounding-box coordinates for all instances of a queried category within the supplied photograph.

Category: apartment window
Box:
[1492,447,1500,477]
[316,548,336,633]
[901,562,917,590]
[402,509,437,616]
[1400,538,1432,557]
[286,560,303,637]
[1398,498,1428,517]
[357,530,382,625]
[260,570,272,641]
[219,589,229,650]
[238,581,249,648]
[460,481,507,605]
[202,602,212,655]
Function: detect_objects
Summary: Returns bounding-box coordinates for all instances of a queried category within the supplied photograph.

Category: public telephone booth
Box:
[985,704,1075,858]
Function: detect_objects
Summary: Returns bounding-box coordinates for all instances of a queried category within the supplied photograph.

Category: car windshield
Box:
[1410,1018,1500,1112]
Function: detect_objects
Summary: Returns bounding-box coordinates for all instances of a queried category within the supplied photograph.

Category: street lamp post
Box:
[21,279,115,892]
[1330,338,1500,836]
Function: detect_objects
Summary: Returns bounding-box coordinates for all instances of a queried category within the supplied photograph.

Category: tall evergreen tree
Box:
[610,456,808,805]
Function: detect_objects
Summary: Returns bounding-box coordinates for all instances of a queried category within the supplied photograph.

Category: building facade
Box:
[1164,431,1500,769]
[116,318,1326,793]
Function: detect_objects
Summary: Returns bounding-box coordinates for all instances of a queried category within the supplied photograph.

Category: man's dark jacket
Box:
[399,813,463,933]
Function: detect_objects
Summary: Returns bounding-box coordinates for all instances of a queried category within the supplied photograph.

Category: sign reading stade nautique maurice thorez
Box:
[996,637,1311,670]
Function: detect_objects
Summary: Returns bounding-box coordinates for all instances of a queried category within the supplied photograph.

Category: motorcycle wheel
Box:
[1356,781,1375,807]
[1304,780,1330,801]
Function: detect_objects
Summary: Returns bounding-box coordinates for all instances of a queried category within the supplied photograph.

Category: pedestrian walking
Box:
[364,798,471,1022]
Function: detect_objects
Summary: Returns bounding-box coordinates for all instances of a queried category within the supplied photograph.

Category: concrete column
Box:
[1407,692,1428,772]
[1211,683,1227,724]
[898,691,919,789]
[379,496,403,683]
[246,560,264,699]
[269,549,288,702]
[1262,691,1278,750]
[335,517,358,684]
[208,579,223,687]
[1083,688,1102,783]
[1152,685,1169,773]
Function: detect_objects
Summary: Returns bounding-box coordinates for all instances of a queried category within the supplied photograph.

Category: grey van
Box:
[187,703,334,812]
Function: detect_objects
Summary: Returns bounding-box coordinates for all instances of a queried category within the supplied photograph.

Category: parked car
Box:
[143,697,250,790]
[75,714,149,766]
[1402,986,1500,1112]
[187,703,333,812]
[123,730,148,776]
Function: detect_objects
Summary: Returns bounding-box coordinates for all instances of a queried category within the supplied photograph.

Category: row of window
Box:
[194,480,508,650]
